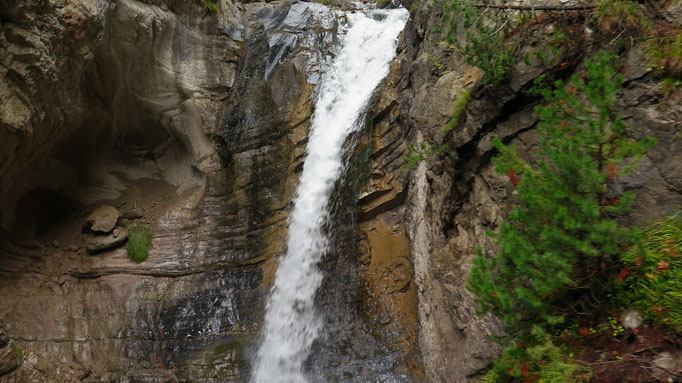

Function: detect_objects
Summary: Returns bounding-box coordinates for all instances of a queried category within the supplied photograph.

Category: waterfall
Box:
[251,6,408,383]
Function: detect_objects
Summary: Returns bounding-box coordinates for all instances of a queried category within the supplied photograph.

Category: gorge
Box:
[0,0,681,382]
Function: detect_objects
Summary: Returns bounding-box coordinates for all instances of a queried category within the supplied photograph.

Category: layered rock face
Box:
[360,1,682,381]
[1,0,680,382]
[0,0,416,381]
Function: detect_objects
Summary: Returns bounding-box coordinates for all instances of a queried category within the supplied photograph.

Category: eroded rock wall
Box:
[0,0,414,381]
[2,0,680,381]
[359,1,682,382]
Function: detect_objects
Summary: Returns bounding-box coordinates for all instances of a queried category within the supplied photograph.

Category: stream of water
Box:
[251,6,408,383]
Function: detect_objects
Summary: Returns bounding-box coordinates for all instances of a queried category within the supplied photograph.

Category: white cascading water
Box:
[251,7,408,383]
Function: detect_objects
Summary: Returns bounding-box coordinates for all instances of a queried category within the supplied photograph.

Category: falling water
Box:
[251,6,408,383]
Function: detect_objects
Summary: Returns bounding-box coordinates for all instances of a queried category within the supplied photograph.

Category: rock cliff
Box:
[360,1,682,381]
[0,0,680,382]
[0,0,410,381]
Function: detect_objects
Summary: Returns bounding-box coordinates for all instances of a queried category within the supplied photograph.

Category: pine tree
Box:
[467,51,656,337]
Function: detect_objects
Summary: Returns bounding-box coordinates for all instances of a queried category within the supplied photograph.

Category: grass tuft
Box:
[445,88,470,133]
[644,27,682,79]
[127,225,153,263]
[595,0,649,34]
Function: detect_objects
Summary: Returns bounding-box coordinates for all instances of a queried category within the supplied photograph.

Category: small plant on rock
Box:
[595,0,649,34]
[444,88,471,133]
[402,141,450,170]
[199,0,219,12]
[127,225,153,263]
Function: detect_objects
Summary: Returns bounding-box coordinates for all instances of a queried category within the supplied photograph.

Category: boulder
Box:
[620,309,643,330]
[83,206,121,234]
[86,228,128,253]
[652,352,680,378]
[665,1,682,26]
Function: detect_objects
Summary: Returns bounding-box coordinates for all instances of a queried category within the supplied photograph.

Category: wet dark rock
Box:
[0,340,20,376]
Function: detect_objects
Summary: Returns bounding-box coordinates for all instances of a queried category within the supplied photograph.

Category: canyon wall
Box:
[0,0,412,381]
[0,0,680,382]
[360,1,682,381]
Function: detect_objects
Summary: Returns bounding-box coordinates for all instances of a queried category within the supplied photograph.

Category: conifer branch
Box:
[473,4,595,11]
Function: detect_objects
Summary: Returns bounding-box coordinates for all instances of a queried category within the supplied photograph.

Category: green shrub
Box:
[467,49,657,383]
[467,51,656,334]
[462,26,520,85]
[439,0,529,85]
[617,214,682,331]
[199,0,219,12]
[427,53,449,76]
[402,141,450,170]
[127,225,153,263]
[483,328,590,383]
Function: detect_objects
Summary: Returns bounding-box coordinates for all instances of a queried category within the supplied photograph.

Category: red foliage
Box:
[604,197,621,206]
[507,169,521,185]
[521,362,530,377]
[606,163,619,179]
[617,267,629,282]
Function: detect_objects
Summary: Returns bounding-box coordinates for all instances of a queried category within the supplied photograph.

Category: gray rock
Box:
[624,46,649,81]
[652,352,679,377]
[0,340,20,375]
[84,206,121,234]
[85,228,128,253]
[664,1,682,26]
[620,309,643,330]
